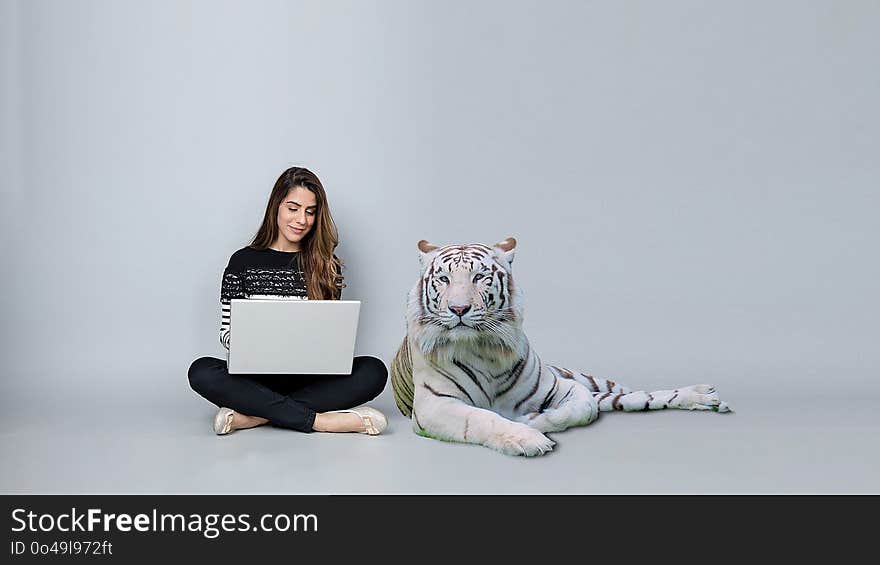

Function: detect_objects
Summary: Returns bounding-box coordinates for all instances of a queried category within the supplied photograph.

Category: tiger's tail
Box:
[548,365,731,413]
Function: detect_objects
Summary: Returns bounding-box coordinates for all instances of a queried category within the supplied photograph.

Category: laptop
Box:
[227,299,361,375]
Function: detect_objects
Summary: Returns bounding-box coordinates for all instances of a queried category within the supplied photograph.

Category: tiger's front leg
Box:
[515,376,599,433]
[411,384,556,457]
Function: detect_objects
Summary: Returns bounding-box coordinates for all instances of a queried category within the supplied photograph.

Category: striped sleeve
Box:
[333,253,345,300]
[219,269,244,350]
[219,297,231,350]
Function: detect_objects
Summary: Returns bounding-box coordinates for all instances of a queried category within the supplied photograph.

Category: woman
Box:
[188,166,389,436]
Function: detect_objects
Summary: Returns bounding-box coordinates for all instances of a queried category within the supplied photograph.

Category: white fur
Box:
[400,239,731,457]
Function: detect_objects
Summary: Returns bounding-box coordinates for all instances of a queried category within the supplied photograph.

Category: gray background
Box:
[1,0,878,493]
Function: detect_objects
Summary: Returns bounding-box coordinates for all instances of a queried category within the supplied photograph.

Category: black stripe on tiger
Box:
[430,361,476,405]
[514,363,542,411]
[496,270,507,308]
[498,343,528,386]
[558,387,575,404]
[612,393,625,411]
[437,247,464,264]
[422,261,434,312]
[496,354,527,396]
[423,383,460,399]
[538,378,559,413]
[497,359,522,387]
[452,359,490,402]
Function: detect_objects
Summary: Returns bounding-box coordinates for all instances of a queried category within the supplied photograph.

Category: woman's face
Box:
[274,185,317,250]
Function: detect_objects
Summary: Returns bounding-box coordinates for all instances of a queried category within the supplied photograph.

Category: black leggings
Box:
[187,356,388,433]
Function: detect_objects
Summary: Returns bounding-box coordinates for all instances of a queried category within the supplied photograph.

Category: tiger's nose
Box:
[449,305,471,317]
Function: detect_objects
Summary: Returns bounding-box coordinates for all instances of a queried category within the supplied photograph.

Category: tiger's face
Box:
[407,237,523,355]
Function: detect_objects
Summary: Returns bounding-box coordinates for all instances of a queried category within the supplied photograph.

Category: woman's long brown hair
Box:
[249,167,345,300]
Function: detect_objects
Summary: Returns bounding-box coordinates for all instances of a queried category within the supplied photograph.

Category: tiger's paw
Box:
[674,384,732,413]
[487,423,555,457]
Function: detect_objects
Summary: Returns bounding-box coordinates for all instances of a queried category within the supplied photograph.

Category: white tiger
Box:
[390,237,731,457]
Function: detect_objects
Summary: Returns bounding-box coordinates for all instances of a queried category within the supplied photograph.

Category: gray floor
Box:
[2,368,878,494]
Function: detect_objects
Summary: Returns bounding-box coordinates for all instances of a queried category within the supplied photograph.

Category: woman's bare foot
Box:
[230,411,268,431]
[312,412,366,433]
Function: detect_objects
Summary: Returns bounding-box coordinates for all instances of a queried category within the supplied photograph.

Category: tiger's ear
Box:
[418,239,440,271]
[492,236,517,267]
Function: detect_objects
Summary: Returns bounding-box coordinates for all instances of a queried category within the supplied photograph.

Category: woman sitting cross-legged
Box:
[188,166,388,436]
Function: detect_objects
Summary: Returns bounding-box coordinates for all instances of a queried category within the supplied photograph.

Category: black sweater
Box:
[219,246,338,350]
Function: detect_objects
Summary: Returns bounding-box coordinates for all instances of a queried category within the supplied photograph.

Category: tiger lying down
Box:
[390,237,731,457]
